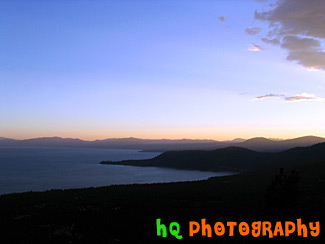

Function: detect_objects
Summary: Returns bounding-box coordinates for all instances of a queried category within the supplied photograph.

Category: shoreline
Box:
[1,165,323,243]
[0,170,237,196]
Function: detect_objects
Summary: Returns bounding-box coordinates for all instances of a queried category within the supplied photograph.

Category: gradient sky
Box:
[1,0,325,140]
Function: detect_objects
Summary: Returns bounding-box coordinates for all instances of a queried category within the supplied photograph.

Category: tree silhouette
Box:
[265,168,300,216]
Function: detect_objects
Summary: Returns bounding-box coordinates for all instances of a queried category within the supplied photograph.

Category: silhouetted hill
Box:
[21,137,87,147]
[0,137,87,148]
[101,143,325,173]
[0,135,324,152]
[228,138,246,143]
[0,138,18,146]
[0,136,225,150]
[89,137,223,150]
[235,136,325,152]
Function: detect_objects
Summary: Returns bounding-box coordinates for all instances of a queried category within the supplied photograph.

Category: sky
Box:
[1,0,325,140]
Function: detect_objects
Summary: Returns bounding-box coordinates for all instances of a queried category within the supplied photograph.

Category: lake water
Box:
[0,147,234,195]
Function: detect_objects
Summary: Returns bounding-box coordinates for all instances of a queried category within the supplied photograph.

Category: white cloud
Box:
[248,44,263,51]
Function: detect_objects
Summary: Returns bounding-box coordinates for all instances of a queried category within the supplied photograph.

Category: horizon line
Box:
[1,134,324,142]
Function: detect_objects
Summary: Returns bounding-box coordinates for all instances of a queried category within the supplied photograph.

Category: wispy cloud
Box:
[248,44,263,51]
[246,27,262,36]
[252,0,325,70]
[285,93,325,102]
[255,93,325,102]
[218,16,226,23]
[255,94,284,100]
[261,37,280,45]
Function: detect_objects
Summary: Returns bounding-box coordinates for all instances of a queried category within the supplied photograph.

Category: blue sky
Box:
[1,0,325,140]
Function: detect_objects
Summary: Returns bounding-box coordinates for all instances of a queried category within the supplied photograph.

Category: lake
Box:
[0,147,234,195]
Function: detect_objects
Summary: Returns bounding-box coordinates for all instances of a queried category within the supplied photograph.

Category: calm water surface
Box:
[0,147,234,195]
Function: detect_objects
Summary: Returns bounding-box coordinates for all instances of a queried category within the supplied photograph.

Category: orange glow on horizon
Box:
[2,126,325,141]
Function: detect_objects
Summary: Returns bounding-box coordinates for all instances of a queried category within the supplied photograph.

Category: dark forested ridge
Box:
[101,142,325,173]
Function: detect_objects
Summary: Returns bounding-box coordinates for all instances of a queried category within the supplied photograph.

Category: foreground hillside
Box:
[0,160,324,243]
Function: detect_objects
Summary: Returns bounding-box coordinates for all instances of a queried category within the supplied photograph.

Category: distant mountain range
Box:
[0,135,325,152]
[234,136,325,152]
[101,142,325,173]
